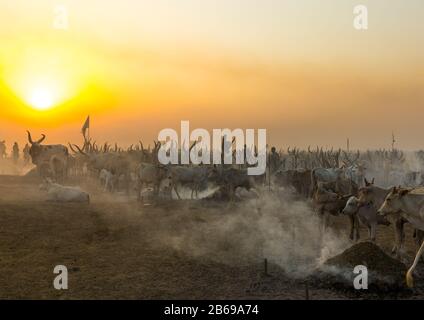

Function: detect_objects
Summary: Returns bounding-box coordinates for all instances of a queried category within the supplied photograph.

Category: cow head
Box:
[377,186,409,216]
[364,177,375,187]
[357,180,380,206]
[39,177,54,191]
[342,196,359,215]
[27,131,46,164]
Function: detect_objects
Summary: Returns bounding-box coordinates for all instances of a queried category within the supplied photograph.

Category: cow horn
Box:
[73,144,88,156]
[68,143,78,154]
[27,131,34,144]
[37,134,46,144]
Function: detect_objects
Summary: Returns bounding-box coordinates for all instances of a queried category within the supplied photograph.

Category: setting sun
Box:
[27,87,55,110]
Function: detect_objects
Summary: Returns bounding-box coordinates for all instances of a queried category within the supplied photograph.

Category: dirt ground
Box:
[1,175,423,300]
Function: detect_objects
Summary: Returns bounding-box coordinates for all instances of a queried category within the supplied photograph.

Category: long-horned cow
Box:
[357,178,408,258]
[27,131,69,180]
[378,187,424,288]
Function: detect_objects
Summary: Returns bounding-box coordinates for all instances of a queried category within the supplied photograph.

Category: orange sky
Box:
[0,0,423,150]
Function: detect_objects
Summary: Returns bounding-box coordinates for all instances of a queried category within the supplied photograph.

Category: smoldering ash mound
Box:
[309,241,409,296]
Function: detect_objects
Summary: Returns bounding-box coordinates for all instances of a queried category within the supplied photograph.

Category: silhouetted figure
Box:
[0,140,7,159]
[23,143,31,165]
[12,142,20,165]
[269,146,281,174]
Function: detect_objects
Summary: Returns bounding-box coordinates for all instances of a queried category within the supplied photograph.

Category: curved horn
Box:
[36,134,46,144]
[27,131,34,144]
[68,143,78,154]
[73,144,88,156]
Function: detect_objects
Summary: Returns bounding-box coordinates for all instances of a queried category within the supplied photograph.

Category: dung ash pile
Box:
[309,241,409,295]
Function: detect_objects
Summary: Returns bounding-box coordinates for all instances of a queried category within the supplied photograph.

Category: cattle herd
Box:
[4,132,424,288]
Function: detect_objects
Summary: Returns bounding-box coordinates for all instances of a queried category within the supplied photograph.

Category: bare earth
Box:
[0,175,423,300]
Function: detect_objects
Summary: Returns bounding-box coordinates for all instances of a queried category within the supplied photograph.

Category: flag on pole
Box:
[82,116,90,137]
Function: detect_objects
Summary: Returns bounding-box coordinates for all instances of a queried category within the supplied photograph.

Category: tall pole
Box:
[391,132,395,152]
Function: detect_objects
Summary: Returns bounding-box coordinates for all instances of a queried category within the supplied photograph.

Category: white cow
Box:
[40,178,90,203]
[378,187,424,288]
[343,163,366,187]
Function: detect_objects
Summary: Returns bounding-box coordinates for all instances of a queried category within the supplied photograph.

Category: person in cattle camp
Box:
[0,141,6,159]
[23,143,31,165]
[268,146,281,174]
[12,142,20,165]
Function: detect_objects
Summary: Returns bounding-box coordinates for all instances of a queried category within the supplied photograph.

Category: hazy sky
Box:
[0,0,423,150]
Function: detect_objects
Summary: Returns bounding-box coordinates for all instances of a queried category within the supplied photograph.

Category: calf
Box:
[342,196,390,242]
[99,169,116,192]
[312,183,350,232]
[135,163,168,201]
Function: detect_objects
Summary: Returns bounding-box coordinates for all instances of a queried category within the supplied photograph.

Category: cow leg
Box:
[125,173,131,195]
[391,223,399,255]
[392,219,405,258]
[104,177,109,192]
[136,181,142,201]
[324,212,330,233]
[370,223,377,242]
[173,184,182,200]
[195,183,200,199]
[315,206,324,233]
[354,215,360,242]
[406,239,424,288]
[319,210,329,234]
[230,185,236,202]
[348,214,355,241]
[414,230,424,260]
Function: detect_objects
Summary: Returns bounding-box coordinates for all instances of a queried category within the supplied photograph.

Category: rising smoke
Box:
[156,188,350,278]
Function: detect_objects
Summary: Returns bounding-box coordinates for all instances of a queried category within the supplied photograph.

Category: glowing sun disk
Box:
[27,87,55,111]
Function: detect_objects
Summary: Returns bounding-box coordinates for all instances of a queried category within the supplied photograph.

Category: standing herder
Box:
[268,146,281,174]
[0,141,6,159]
[12,142,20,165]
